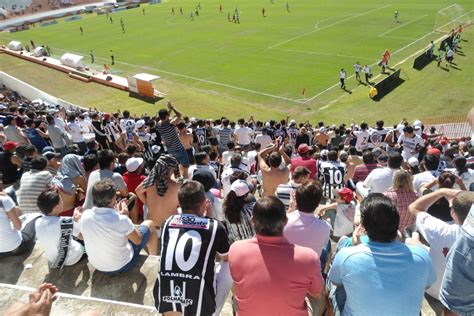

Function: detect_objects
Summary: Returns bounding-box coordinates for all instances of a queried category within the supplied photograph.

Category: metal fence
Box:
[422,114,471,140]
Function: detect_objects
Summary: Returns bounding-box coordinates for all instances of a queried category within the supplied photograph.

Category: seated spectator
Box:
[440,204,474,315]
[352,150,380,184]
[114,152,129,175]
[137,154,180,228]
[229,196,324,315]
[83,154,99,181]
[384,169,417,231]
[276,166,311,209]
[52,153,87,216]
[35,189,85,268]
[21,145,37,173]
[258,142,291,197]
[397,125,424,161]
[318,188,356,239]
[42,147,61,176]
[0,141,23,188]
[24,119,48,152]
[0,193,37,258]
[409,189,474,302]
[420,171,466,222]
[80,179,157,273]
[356,152,403,198]
[290,144,317,179]
[18,156,53,214]
[188,151,217,181]
[328,194,436,315]
[123,157,146,223]
[255,127,272,149]
[450,156,474,190]
[4,115,29,148]
[222,180,255,244]
[66,113,87,154]
[83,149,128,210]
[154,180,231,316]
[413,153,441,193]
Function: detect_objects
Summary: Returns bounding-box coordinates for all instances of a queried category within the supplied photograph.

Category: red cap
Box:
[338,188,353,203]
[3,141,18,151]
[427,148,441,156]
[103,113,111,120]
[298,143,309,154]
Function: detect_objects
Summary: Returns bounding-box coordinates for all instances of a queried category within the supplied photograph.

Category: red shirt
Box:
[291,156,317,179]
[229,235,324,316]
[353,163,380,183]
[123,172,146,215]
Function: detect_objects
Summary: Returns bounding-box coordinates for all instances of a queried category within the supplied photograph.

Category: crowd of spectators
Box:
[1,84,474,315]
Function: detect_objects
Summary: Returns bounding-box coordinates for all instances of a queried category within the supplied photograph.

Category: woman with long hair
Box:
[222,180,255,244]
[384,169,417,231]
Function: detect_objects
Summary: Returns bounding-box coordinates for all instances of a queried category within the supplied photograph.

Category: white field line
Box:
[378,14,428,37]
[381,35,418,41]
[304,30,436,103]
[267,4,392,49]
[0,37,306,104]
[317,31,450,110]
[314,15,352,30]
[275,48,378,61]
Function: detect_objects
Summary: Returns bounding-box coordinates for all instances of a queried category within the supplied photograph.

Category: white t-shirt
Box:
[234,126,253,145]
[398,134,424,160]
[255,134,272,148]
[368,128,388,149]
[353,130,370,152]
[447,168,474,190]
[80,207,135,272]
[35,216,84,266]
[55,117,66,133]
[287,127,299,146]
[363,167,397,194]
[416,212,460,299]
[0,195,22,252]
[413,170,439,194]
[333,201,356,237]
[188,164,217,181]
[78,119,93,134]
[67,122,84,143]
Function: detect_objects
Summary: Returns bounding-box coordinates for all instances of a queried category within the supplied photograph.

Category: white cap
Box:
[135,119,145,129]
[397,124,405,133]
[413,120,422,128]
[230,180,250,197]
[151,145,161,154]
[320,127,326,133]
[48,108,58,114]
[0,104,7,110]
[125,157,144,172]
[289,119,296,125]
[408,157,419,167]
[320,149,329,157]
[265,122,271,127]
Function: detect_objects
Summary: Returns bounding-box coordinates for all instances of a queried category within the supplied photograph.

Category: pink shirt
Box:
[229,235,324,316]
[284,211,331,256]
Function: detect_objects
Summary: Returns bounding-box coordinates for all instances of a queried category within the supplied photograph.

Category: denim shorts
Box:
[168,148,190,167]
[439,227,474,315]
[105,225,151,275]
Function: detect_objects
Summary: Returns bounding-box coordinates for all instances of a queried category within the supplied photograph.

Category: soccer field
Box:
[0,0,472,121]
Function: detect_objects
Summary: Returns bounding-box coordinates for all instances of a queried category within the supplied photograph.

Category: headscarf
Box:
[143,154,179,196]
[52,154,85,195]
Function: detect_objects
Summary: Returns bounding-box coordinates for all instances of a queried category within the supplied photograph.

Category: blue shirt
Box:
[329,241,436,316]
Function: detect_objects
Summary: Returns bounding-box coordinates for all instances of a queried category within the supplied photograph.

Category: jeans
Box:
[168,148,190,168]
[439,225,474,315]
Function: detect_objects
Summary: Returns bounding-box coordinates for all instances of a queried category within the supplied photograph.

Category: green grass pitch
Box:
[0,0,472,123]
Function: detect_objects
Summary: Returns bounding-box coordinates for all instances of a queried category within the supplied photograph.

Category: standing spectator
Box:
[155,180,231,316]
[218,119,233,154]
[290,144,317,179]
[42,147,61,176]
[328,194,436,315]
[177,122,195,166]
[83,150,128,210]
[384,169,417,231]
[229,196,324,315]
[4,115,29,147]
[24,119,48,152]
[123,157,146,223]
[80,179,157,273]
[188,151,217,182]
[156,103,189,178]
[21,145,37,173]
[409,189,474,302]
[18,156,53,214]
[319,150,347,200]
[255,127,272,149]
[234,118,253,151]
[258,143,291,197]
[397,125,424,161]
[46,115,68,157]
[440,204,474,315]
[136,154,180,228]
[295,126,310,149]
[66,113,86,154]
[222,180,255,244]
[90,113,108,150]
[352,122,370,153]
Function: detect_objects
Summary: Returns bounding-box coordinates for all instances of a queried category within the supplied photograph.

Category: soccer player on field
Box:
[363,64,371,83]
[354,62,362,82]
[286,2,290,13]
[262,8,266,17]
[394,10,399,22]
[339,69,346,89]
[381,49,391,73]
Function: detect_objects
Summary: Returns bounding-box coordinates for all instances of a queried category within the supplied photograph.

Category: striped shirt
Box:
[156,122,183,152]
[223,203,256,245]
[218,127,233,147]
[18,170,53,213]
[276,182,302,210]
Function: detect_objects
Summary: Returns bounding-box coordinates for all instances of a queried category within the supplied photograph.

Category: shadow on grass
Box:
[371,77,405,102]
[129,92,164,104]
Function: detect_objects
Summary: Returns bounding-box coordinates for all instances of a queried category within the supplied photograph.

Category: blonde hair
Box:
[392,170,414,192]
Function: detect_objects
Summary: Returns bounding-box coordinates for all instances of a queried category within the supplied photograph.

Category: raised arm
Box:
[409,188,459,216]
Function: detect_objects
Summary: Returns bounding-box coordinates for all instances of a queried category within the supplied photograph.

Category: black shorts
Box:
[208,137,218,146]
